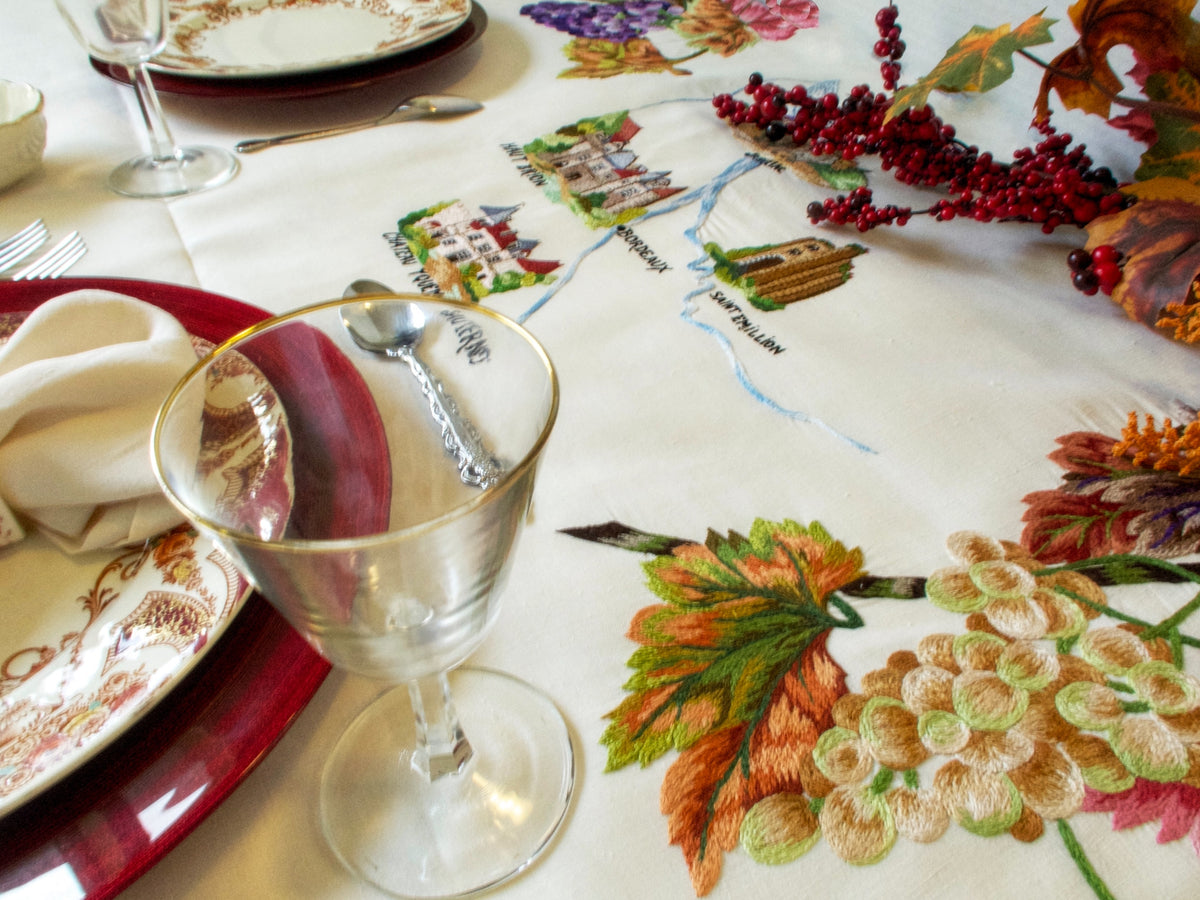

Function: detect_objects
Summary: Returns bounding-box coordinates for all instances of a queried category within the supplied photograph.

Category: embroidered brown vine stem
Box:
[1016,48,1200,126]
[1057,820,1118,900]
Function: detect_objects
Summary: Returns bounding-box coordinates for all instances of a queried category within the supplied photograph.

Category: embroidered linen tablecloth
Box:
[2,0,1199,898]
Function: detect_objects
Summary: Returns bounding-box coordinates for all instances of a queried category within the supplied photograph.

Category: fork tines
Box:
[12,232,87,281]
[0,220,50,273]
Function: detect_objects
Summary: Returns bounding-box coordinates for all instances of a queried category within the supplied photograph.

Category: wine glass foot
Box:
[320,667,574,899]
[108,144,238,198]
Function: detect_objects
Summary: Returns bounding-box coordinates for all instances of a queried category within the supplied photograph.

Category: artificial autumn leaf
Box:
[600,518,863,894]
[1084,177,1200,325]
[1036,0,1200,122]
[888,13,1056,121]
[1136,69,1200,184]
[559,36,695,77]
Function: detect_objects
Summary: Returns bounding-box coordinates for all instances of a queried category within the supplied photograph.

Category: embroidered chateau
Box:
[539,117,683,214]
[412,202,559,291]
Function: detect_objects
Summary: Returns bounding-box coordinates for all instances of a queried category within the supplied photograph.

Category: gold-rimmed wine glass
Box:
[152,294,572,898]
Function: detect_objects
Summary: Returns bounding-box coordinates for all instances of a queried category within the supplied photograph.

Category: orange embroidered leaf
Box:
[1036,0,1200,122]
[670,0,758,57]
[1084,178,1200,325]
[559,37,695,78]
[601,519,863,894]
[888,14,1056,121]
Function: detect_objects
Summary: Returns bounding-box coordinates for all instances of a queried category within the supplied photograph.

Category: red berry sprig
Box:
[711,75,1128,233]
[1067,244,1124,296]
[874,4,905,90]
[714,0,1136,303]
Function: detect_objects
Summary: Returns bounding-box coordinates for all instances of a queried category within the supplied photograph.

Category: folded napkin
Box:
[0,291,198,553]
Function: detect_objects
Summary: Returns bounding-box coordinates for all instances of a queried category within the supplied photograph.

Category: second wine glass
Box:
[55,0,238,197]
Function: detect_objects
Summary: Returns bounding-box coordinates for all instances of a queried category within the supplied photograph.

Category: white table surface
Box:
[1,1,1197,898]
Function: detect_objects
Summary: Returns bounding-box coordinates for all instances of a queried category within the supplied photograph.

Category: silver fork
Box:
[8,232,87,281]
[0,220,50,274]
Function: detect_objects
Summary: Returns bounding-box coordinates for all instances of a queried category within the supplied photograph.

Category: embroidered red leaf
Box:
[1036,0,1200,122]
[1083,178,1200,325]
[888,13,1056,121]
[1083,779,1200,853]
[1021,428,1200,562]
[601,519,863,894]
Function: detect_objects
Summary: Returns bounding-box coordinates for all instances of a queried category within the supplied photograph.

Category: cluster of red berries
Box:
[874,4,905,90]
[806,186,911,230]
[712,73,1127,233]
[712,2,1136,292]
[1067,244,1124,295]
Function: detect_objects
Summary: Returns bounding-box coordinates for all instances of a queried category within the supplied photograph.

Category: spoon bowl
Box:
[340,295,506,488]
[341,298,427,358]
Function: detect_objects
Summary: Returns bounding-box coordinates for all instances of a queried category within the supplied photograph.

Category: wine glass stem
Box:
[125,62,180,163]
[408,672,473,781]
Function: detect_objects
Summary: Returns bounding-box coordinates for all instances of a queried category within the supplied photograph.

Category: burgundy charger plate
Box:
[89,3,487,100]
[0,277,389,899]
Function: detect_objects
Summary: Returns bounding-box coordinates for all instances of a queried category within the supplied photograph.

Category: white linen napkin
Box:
[0,290,197,553]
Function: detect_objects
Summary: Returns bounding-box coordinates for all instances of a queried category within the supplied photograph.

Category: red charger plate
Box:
[89,3,487,100]
[0,278,366,899]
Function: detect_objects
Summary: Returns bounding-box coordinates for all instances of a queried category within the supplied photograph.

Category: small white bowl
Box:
[0,81,47,192]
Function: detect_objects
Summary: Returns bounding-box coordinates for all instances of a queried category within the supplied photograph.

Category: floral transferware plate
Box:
[91,3,487,99]
[0,308,293,817]
[0,276,387,899]
[151,0,472,79]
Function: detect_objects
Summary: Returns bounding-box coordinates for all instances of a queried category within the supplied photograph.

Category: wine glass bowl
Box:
[55,0,238,197]
[153,295,570,897]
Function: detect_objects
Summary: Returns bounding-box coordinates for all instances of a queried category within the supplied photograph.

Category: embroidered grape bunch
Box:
[519,0,682,41]
[740,532,1200,865]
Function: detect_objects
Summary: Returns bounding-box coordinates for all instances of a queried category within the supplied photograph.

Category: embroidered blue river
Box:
[513,96,875,454]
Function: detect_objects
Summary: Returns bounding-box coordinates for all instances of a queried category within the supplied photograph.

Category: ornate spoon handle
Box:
[398,348,506,489]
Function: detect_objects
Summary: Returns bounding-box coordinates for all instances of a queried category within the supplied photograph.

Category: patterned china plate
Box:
[152,0,472,79]
[0,310,293,817]
[0,277,388,899]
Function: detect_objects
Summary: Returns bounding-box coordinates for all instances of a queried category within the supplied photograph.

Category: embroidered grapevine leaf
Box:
[1036,0,1200,122]
[670,0,758,57]
[1082,178,1200,326]
[597,519,865,894]
[887,13,1057,121]
[601,519,864,767]
[559,36,697,77]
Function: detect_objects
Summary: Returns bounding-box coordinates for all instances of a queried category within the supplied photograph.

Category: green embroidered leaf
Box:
[559,37,694,78]
[889,13,1057,120]
[600,518,865,895]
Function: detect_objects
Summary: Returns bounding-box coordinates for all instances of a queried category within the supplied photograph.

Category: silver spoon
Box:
[340,282,505,489]
[235,94,483,154]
